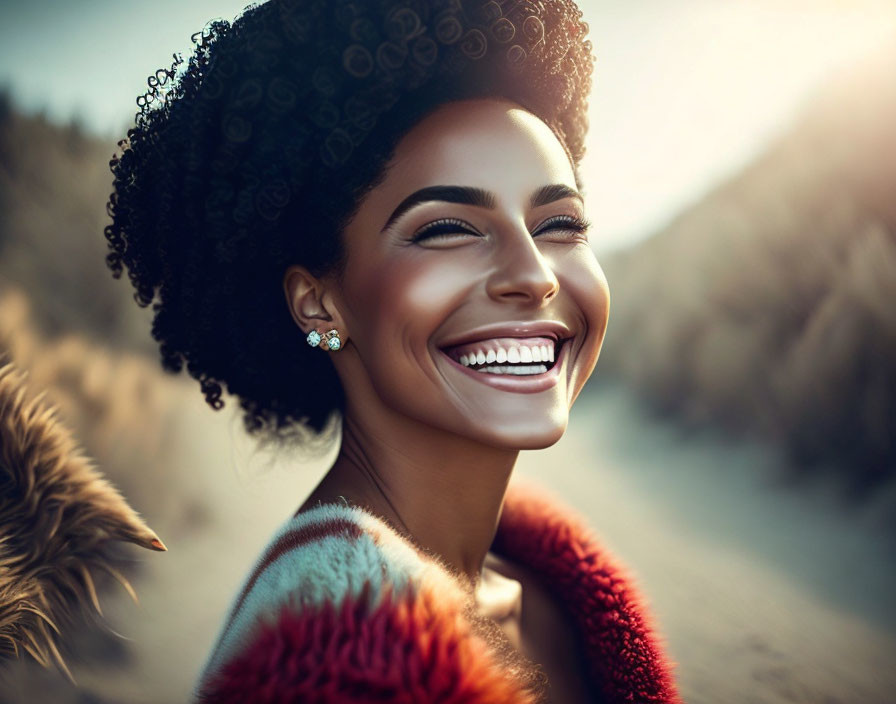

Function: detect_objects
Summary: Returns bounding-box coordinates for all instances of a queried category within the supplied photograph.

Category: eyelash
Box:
[410,214,592,243]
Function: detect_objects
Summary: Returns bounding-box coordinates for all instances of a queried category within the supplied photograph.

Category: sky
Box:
[1,0,894,252]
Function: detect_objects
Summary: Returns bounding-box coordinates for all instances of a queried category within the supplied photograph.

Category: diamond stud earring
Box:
[321,329,341,351]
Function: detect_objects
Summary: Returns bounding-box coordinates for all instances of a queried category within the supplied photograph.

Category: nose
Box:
[485,228,560,307]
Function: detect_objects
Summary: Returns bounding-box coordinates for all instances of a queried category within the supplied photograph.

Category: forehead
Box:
[371,98,576,213]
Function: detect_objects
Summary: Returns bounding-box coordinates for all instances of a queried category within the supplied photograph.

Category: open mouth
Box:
[439,337,568,377]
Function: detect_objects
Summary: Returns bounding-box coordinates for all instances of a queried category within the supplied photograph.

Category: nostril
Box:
[485,256,559,304]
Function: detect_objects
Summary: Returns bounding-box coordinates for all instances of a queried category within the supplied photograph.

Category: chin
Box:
[471,410,569,451]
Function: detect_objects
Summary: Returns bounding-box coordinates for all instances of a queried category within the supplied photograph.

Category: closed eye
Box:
[409,218,478,243]
[410,214,592,245]
[534,214,592,239]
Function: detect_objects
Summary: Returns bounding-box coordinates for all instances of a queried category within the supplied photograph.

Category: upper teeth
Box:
[457,342,555,367]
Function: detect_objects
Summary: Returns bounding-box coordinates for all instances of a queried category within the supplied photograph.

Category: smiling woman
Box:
[289,100,607,453]
[103,0,681,702]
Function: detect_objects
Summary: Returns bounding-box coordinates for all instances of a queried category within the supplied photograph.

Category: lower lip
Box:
[440,342,567,394]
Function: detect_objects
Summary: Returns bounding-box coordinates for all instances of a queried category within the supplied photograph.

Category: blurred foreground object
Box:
[599,43,896,497]
[0,362,166,683]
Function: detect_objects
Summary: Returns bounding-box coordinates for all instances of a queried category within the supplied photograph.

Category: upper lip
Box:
[438,320,573,349]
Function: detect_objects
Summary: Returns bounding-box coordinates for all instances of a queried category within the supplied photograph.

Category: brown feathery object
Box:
[0,361,166,684]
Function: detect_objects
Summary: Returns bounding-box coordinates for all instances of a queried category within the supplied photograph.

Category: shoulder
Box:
[495,479,684,704]
[193,503,420,693]
[194,501,535,704]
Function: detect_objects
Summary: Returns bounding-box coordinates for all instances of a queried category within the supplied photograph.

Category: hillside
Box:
[0,89,152,350]
[596,43,896,497]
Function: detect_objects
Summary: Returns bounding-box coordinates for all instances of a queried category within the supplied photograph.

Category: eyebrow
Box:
[380,184,584,233]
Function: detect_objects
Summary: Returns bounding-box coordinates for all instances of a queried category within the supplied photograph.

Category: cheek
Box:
[344,252,481,345]
[584,258,611,332]
[557,246,611,329]
[345,249,481,390]
[342,253,484,418]
[558,247,611,396]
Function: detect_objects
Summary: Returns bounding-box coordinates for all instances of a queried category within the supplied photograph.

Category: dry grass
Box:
[0,287,187,523]
[0,91,223,696]
[0,284,214,697]
[0,358,166,683]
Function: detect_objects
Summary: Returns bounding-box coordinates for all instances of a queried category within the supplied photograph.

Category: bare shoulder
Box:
[484,552,568,639]
[485,552,596,704]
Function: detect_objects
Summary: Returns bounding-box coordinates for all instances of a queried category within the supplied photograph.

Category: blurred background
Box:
[1,0,894,702]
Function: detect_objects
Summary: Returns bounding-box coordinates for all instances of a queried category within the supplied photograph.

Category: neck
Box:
[303,396,519,587]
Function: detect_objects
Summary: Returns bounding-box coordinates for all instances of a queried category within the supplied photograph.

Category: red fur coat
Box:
[194,479,682,703]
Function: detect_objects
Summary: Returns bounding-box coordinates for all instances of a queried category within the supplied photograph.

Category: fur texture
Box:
[197,480,681,703]
[0,362,166,683]
[200,581,538,704]
[494,481,682,703]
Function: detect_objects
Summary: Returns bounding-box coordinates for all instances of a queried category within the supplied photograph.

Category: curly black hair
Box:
[104,0,595,445]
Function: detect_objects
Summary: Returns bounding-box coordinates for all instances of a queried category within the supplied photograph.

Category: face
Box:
[323,97,609,449]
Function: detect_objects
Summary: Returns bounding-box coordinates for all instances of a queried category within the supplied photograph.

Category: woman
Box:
[105,0,681,701]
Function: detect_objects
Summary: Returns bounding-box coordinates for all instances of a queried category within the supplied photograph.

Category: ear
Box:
[282,265,347,339]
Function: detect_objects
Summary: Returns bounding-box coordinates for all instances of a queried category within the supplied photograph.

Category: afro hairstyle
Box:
[104,0,595,445]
